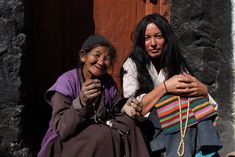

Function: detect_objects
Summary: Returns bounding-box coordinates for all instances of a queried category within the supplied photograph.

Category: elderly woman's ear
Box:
[80,51,86,63]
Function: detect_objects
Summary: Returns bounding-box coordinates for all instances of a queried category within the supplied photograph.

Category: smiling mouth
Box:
[150,47,161,51]
[149,48,161,53]
[93,64,106,71]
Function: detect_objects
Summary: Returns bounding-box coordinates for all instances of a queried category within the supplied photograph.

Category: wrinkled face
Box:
[80,46,112,79]
[145,23,165,59]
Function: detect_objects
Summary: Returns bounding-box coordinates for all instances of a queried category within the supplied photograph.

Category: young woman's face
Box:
[80,46,112,78]
[144,23,165,59]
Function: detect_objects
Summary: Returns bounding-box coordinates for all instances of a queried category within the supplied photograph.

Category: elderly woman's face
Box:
[80,46,112,78]
[144,23,165,59]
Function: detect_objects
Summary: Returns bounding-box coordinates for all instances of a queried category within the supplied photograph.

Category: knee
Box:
[86,124,109,143]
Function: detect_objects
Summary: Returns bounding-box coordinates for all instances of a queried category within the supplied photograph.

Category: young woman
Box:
[38,34,150,157]
[122,13,222,157]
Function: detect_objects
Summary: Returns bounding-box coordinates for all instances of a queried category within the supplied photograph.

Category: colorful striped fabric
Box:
[149,95,218,134]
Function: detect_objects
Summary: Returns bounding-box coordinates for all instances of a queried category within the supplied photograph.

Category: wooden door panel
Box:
[93,0,169,87]
[93,0,145,86]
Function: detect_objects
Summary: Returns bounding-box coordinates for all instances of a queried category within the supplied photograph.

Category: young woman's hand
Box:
[165,74,208,96]
[180,73,208,96]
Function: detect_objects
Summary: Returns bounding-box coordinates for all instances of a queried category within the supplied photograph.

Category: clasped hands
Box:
[79,79,102,106]
[164,73,208,97]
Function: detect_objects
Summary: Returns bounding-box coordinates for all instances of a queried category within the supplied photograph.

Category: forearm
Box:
[52,93,94,141]
[54,107,92,140]
[141,83,167,115]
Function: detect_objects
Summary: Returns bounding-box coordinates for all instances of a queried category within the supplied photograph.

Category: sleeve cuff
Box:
[72,97,85,109]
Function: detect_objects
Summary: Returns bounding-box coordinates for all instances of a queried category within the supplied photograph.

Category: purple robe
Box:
[38,68,150,157]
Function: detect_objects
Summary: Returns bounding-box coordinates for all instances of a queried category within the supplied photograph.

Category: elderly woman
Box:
[38,34,150,157]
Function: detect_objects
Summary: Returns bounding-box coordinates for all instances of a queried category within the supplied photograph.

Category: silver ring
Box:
[136,106,142,112]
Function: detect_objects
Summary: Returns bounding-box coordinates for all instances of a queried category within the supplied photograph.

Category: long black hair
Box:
[128,13,190,96]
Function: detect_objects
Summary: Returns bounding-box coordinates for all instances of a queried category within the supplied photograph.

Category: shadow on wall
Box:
[0,149,11,157]
[20,0,95,156]
[171,0,234,156]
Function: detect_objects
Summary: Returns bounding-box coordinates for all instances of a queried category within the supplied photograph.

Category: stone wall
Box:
[0,0,29,156]
[171,0,235,156]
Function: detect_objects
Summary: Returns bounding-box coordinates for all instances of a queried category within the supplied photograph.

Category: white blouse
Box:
[122,57,217,107]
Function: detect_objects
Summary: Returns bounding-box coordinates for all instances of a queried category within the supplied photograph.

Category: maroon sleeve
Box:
[51,92,94,141]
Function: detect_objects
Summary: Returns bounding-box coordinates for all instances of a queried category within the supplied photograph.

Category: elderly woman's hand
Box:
[79,79,102,105]
[121,97,142,118]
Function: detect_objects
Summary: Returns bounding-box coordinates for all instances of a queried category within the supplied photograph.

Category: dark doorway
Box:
[22,0,94,155]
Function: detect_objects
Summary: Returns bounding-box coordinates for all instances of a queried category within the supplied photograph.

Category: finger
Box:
[85,86,101,93]
[187,91,199,97]
[87,94,101,101]
[135,105,142,112]
[83,79,97,85]
[86,91,101,101]
[83,87,101,98]
[126,97,136,106]
[81,82,97,92]
[128,97,135,103]
[176,82,191,89]
[130,102,138,109]
[131,98,138,103]
[131,111,139,118]
[178,75,193,84]
[181,73,192,78]
[176,87,192,94]
[127,108,135,118]
[133,112,141,118]
[83,79,101,87]
[86,82,101,90]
